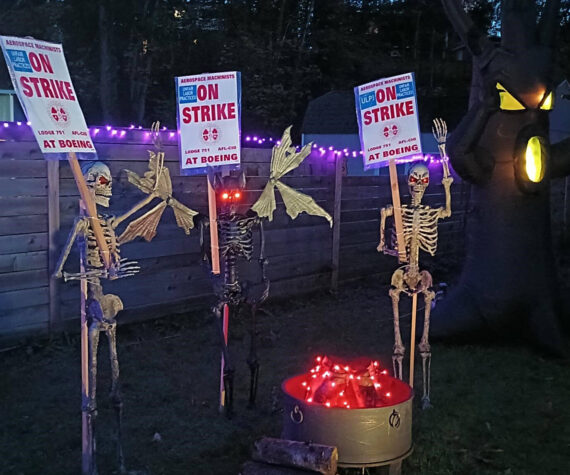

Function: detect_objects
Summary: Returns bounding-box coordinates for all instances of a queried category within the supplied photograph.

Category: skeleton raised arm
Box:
[433,117,453,219]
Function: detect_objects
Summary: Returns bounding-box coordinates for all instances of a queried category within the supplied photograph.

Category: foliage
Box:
[1,1,570,133]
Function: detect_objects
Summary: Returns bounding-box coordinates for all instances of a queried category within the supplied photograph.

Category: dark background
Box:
[3,0,570,137]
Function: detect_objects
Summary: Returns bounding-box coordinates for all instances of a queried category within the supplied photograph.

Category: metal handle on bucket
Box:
[290,405,304,424]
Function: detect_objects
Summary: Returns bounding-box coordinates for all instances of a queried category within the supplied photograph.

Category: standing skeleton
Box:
[378,118,453,409]
[202,127,332,417]
[54,126,197,474]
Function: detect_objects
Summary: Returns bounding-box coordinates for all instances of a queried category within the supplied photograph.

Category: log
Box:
[252,437,337,475]
[240,461,319,475]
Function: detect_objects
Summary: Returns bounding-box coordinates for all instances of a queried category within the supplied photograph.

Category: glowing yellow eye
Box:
[496,82,525,111]
[540,91,554,110]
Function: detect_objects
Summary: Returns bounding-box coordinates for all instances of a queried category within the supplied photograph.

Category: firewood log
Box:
[252,437,337,475]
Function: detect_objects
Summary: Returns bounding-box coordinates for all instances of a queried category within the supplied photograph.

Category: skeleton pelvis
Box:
[390,267,432,295]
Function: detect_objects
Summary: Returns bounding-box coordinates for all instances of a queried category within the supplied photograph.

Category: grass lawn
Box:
[1,275,569,474]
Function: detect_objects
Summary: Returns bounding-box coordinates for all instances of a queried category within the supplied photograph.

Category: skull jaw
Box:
[410,186,426,206]
[94,193,110,207]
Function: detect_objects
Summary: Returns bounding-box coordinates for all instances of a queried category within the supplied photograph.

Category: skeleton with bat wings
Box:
[54,124,197,474]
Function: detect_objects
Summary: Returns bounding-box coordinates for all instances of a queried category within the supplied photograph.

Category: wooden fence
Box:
[0,126,471,340]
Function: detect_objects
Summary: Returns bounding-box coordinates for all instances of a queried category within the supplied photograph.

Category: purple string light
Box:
[0,120,446,165]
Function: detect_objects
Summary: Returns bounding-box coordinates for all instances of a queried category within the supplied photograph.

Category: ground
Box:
[1,275,570,474]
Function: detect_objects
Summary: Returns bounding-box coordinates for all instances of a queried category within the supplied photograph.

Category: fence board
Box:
[0,127,473,340]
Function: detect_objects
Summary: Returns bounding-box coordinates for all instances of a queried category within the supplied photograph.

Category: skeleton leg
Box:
[418,272,435,409]
[86,321,101,475]
[105,322,126,473]
[214,302,234,417]
[389,271,406,380]
[247,304,260,408]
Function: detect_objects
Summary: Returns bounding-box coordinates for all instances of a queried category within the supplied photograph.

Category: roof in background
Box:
[301,90,358,135]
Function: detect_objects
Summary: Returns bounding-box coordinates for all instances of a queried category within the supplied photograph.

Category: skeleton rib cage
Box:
[400,205,442,257]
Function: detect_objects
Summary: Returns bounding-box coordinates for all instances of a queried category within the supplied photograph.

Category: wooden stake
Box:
[219,303,229,409]
[388,158,406,263]
[207,178,221,274]
[78,201,92,475]
[207,177,225,407]
[67,152,112,269]
[330,154,343,291]
[409,293,418,388]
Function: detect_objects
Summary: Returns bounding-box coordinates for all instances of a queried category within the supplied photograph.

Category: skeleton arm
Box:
[378,205,394,252]
[199,216,212,273]
[438,176,454,219]
[110,193,157,229]
[53,217,89,278]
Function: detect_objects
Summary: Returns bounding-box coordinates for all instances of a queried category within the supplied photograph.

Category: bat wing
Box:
[250,181,278,221]
[276,181,332,227]
[169,198,198,235]
[117,201,167,244]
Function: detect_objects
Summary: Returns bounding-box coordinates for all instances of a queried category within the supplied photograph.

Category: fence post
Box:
[330,154,344,291]
[47,159,61,332]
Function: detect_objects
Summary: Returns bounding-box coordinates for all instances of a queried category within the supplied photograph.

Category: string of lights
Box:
[0,120,446,164]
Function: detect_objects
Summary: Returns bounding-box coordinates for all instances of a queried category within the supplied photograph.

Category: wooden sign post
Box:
[207,178,227,410]
[68,152,112,269]
[388,158,417,387]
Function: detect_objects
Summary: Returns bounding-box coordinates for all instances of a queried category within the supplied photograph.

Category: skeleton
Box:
[54,124,197,474]
[378,118,452,409]
[201,171,269,417]
[201,127,332,417]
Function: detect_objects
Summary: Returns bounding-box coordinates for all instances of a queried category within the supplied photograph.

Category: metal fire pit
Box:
[281,374,413,468]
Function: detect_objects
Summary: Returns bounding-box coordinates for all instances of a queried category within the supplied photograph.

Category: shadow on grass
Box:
[1,274,569,474]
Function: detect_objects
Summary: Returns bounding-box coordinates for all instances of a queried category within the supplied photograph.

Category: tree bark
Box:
[98,1,116,122]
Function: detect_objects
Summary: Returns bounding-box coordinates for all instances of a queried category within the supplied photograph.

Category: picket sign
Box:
[355,72,424,384]
[0,35,113,474]
[175,71,242,409]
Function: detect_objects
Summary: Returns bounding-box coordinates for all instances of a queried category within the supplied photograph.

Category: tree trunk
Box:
[431,0,567,355]
[98,1,116,122]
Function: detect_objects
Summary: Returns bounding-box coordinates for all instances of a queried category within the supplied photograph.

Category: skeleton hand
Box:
[108,258,140,280]
[432,118,447,146]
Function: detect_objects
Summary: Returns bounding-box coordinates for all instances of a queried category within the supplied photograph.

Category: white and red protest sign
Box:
[0,36,95,157]
[176,72,241,175]
[354,72,422,169]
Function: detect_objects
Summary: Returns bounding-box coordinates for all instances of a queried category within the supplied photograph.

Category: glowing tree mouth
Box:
[524,136,545,183]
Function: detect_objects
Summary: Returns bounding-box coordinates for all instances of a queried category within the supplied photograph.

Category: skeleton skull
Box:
[82,161,112,207]
[408,163,429,206]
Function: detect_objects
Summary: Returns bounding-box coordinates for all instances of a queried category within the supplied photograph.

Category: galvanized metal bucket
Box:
[281,374,413,468]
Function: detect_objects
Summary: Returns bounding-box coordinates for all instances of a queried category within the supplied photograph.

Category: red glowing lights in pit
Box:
[297,355,408,409]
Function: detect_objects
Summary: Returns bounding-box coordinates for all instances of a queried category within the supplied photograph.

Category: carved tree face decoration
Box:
[431,0,568,355]
[212,171,246,215]
[408,163,429,205]
[82,161,112,207]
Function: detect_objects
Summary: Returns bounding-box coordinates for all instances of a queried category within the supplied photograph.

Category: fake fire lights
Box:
[298,356,409,409]
[282,356,413,468]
